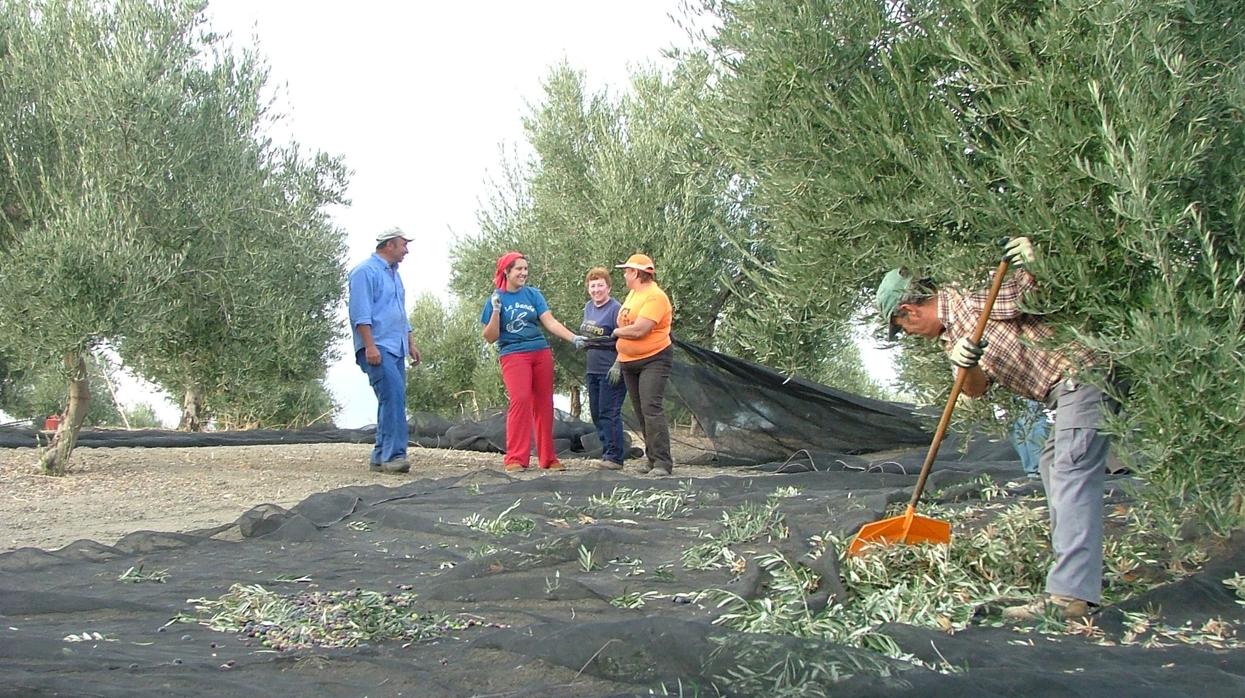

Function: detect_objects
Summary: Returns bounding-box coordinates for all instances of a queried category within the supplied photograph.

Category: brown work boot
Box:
[540,461,566,471]
[504,462,528,473]
[595,459,624,471]
[1002,594,1097,621]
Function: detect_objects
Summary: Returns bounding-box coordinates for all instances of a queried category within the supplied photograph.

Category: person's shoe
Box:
[651,464,673,476]
[541,461,566,471]
[504,462,528,473]
[637,462,654,474]
[1025,472,1041,480]
[595,459,624,471]
[380,458,410,474]
[1002,594,1097,621]
[369,461,382,473]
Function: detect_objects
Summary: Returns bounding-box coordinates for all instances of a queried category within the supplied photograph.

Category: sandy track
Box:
[0,442,750,552]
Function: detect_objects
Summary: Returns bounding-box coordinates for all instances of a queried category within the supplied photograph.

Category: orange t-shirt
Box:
[616,283,673,362]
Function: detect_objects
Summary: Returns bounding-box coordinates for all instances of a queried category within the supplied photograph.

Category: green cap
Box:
[876,268,913,340]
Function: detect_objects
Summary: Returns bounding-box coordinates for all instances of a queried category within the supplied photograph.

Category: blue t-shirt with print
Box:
[580,298,621,374]
[481,286,551,356]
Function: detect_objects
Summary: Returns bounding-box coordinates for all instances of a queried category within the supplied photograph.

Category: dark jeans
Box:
[587,372,627,464]
[621,345,673,471]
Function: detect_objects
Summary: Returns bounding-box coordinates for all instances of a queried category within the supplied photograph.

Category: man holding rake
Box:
[875,237,1112,620]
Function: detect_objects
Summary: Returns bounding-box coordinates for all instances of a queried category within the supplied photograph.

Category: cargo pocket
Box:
[1053,389,1105,470]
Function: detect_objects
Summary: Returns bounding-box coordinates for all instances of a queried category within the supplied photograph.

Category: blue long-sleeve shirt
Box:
[348,254,411,358]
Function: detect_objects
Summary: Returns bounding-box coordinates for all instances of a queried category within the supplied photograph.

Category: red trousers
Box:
[499,348,557,467]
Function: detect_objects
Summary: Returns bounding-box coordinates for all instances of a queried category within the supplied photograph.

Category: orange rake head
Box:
[846,505,951,556]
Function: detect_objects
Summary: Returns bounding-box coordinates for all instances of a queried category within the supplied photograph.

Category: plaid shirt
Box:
[937,270,1091,401]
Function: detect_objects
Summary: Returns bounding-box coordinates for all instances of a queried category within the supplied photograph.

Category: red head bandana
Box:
[494,251,524,290]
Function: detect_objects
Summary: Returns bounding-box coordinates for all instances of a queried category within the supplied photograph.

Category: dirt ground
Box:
[0,442,748,553]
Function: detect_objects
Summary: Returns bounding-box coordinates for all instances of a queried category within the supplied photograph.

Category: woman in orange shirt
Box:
[610,254,674,475]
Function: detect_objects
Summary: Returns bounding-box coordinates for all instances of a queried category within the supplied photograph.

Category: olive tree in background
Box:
[0,0,192,472]
[103,29,350,432]
[0,354,124,428]
[0,0,346,471]
[405,294,504,417]
[121,139,349,431]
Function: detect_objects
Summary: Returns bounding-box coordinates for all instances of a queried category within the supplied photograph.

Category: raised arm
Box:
[482,293,501,343]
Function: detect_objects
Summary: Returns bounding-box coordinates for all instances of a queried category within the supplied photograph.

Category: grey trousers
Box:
[1039,380,1111,604]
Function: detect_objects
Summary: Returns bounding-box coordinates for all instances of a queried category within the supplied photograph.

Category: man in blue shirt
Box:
[348,228,422,473]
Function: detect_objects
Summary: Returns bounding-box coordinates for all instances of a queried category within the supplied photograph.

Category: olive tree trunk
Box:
[179,385,205,431]
[569,385,582,421]
[38,352,90,475]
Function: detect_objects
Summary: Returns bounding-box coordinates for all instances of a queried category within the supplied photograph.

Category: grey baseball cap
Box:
[376,227,414,243]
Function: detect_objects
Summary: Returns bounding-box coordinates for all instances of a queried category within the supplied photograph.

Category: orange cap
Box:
[615,253,655,274]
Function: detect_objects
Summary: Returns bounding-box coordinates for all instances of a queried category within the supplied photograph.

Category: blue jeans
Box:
[358,349,408,464]
[1010,400,1050,476]
[586,372,627,464]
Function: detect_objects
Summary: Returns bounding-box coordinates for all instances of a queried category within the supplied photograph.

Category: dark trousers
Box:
[621,346,673,470]
[587,372,627,464]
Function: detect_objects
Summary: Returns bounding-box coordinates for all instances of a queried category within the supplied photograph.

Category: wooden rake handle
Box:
[905,258,1011,510]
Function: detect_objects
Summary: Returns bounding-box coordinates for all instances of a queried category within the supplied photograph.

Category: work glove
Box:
[1002,236,1035,267]
[949,337,988,369]
[572,335,587,350]
[607,360,622,386]
[490,292,502,312]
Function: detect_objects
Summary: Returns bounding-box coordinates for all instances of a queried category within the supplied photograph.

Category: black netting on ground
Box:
[1,341,929,470]
[0,424,376,449]
[3,463,1243,697]
[0,410,637,460]
[664,339,929,465]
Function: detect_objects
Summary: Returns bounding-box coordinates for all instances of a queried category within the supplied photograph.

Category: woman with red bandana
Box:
[481,252,586,472]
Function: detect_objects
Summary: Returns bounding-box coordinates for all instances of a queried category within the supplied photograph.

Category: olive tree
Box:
[0,0,347,470]
[0,0,200,471]
[690,0,1245,527]
[405,294,505,417]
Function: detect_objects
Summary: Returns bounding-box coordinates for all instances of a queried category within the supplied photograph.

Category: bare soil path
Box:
[0,442,748,552]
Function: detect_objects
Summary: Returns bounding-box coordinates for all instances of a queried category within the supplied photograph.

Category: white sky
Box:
[102,0,897,429]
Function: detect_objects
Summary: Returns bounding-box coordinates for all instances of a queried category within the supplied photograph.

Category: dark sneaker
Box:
[380,458,410,474]
[595,459,624,471]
